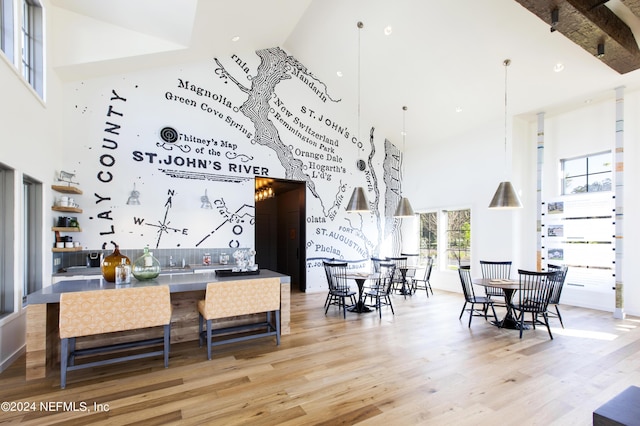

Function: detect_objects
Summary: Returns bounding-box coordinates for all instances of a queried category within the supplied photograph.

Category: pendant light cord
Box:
[345,21,371,213]
[357,22,363,146]
[402,106,407,180]
[503,59,511,179]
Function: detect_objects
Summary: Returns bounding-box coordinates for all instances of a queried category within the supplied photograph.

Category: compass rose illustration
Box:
[146,189,188,248]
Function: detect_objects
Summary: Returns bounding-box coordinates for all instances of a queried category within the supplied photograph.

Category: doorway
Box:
[254,177,306,292]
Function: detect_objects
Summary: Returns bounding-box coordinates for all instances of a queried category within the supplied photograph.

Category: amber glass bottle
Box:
[101,243,131,282]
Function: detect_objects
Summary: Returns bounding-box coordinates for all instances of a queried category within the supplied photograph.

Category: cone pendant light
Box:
[489,59,522,209]
[489,181,522,209]
[394,197,415,217]
[346,21,370,213]
[346,187,370,212]
[394,106,415,217]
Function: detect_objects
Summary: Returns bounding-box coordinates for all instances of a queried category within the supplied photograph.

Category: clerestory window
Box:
[1,0,15,61]
[21,0,43,98]
[562,151,612,195]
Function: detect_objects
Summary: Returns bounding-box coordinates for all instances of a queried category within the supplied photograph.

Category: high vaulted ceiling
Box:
[50,0,640,146]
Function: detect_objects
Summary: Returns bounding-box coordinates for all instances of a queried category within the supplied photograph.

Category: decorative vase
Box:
[132,246,161,280]
[115,259,132,285]
[233,249,247,271]
[101,243,131,282]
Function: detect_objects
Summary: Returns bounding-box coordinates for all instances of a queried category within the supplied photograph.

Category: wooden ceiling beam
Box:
[514,0,640,74]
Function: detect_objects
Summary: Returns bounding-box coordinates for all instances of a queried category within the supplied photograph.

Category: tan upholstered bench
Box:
[59,285,172,388]
[198,278,281,360]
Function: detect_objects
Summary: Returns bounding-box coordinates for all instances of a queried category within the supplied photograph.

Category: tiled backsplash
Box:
[53,247,247,272]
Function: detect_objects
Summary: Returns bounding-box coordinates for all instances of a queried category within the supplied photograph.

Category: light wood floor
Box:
[1,288,639,425]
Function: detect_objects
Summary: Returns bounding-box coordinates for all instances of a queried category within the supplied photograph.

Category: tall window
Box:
[23,175,42,301]
[446,209,471,268]
[562,151,612,195]
[419,212,437,263]
[21,0,43,98]
[419,208,471,270]
[1,0,14,61]
[0,165,15,317]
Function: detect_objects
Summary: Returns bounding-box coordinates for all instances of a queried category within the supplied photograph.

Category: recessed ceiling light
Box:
[585,98,593,104]
[231,36,240,42]
[384,26,393,35]
[455,106,463,113]
[336,71,343,77]
[554,62,565,72]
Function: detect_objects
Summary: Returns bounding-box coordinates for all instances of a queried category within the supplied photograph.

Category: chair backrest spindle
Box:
[377,262,396,294]
[479,260,511,299]
[323,261,349,292]
[516,269,556,312]
[547,264,568,305]
[420,257,434,281]
[370,257,385,273]
[480,260,512,280]
[386,257,407,281]
[458,265,477,302]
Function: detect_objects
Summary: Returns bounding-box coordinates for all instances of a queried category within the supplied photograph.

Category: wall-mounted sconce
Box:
[596,42,605,59]
[201,189,213,209]
[550,8,559,32]
[126,183,141,205]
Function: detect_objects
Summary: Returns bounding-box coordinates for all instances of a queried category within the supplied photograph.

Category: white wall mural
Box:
[63,47,403,289]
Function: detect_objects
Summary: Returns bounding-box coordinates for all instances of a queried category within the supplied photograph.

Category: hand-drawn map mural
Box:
[64,46,404,290]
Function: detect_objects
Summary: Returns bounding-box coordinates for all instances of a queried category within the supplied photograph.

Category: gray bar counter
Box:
[29,268,289,304]
[26,269,291,381]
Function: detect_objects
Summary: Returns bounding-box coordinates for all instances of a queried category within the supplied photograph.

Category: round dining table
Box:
[472,278,529,330]
[343,272,378,313]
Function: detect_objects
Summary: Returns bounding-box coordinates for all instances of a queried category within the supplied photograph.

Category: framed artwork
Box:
[548,225,563,237]
[548,201,564,214]
[548,248,564,260]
